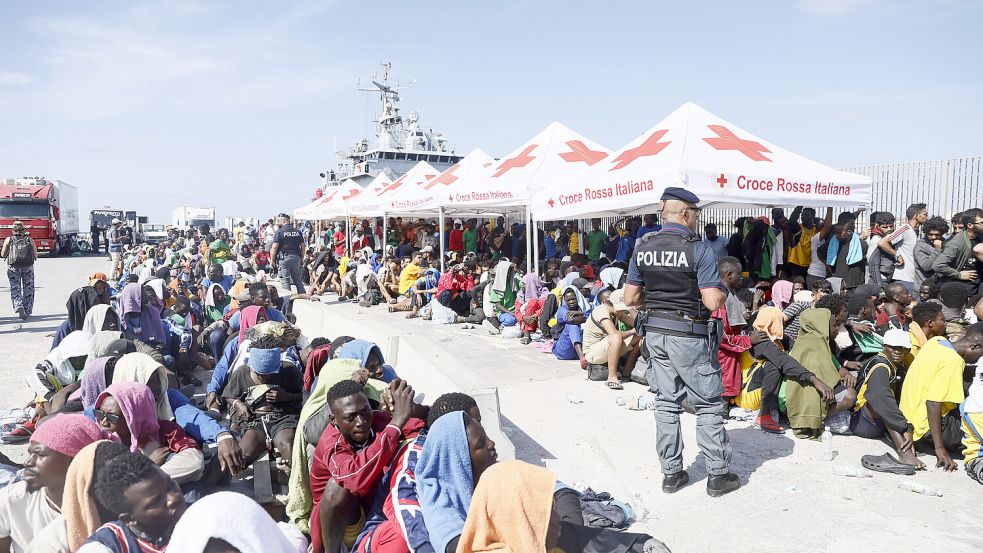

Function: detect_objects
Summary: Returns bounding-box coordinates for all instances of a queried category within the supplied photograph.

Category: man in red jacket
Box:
[309,379,417,553]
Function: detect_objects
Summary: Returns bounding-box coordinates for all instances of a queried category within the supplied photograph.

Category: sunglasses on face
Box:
[94,409,121,425]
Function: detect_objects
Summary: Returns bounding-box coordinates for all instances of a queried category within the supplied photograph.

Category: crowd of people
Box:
[3,203,983,551]
[0,215,677,552]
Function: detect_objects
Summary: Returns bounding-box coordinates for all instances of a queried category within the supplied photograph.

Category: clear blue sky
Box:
[1,0,980,224]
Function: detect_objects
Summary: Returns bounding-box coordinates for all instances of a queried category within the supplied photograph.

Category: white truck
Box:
[171,206,216,231]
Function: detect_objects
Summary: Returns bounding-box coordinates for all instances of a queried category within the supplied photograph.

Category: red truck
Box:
[0,177,80,255]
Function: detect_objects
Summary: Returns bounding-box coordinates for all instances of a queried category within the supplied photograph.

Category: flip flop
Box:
[606,380,624,390]
[861,453,916,475]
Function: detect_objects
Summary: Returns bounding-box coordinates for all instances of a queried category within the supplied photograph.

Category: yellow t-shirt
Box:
[961,408,983,464]
[568,233,579,255]
[787,226,816,267]
[398,263,421,295]
[899,337,966,441]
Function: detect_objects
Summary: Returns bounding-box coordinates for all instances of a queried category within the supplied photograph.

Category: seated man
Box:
[900,322,983,471]
[582,288,641,390]
[908,300,947,363]
[80,453,187,552]
[851,329,924,469]
[222,335,303,470]
[309,379,416,553]
[0,415,104,553]
[481,260,521,332]
[551,286,589,367]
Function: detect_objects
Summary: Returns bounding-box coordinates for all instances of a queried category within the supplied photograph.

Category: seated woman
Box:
[53,285,110,350]
[582,288,642,390]
[737,306,833,434]
[786,295,858,439]
[95,382,205,485]
[81,304,121,338]
[119,282,166,347]
[551,286,590,367]
[458,461,667,553]
[30,331,92,405]
[515,273,548,345]
[167,491,308,553]
[222,335,303,470]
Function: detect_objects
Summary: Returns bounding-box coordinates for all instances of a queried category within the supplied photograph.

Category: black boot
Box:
[661,470,689,493]
[706,472,740,497]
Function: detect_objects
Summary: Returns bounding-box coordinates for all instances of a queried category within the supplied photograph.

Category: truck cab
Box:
[0,178,79,255]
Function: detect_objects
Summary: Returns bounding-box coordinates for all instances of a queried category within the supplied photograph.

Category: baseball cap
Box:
[609,288,630,312]
[882,329,912,349]
[112,218,121,224]
[421,246,434,253]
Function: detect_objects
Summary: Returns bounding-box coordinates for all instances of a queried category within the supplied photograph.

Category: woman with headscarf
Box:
[767,280,794,312]
[94,382,204,484]
[514,273,547,345]
[202,282,230,324]
[119,282,166,345]
[787,307,856,439]
[112,352,174,421]
[167,491,307,553]
[737,306,834,434]
[81,304,121,338]
[418,412,498,553]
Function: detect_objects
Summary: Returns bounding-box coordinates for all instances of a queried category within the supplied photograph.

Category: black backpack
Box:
[7,235,34,268]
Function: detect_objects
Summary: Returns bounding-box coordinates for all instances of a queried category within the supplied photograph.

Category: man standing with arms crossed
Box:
[271,213,307,294]
[624,188,740,497]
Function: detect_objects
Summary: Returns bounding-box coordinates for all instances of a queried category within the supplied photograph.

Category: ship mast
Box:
[358,62,415,150]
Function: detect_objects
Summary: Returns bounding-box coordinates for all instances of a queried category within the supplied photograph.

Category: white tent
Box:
[292,196,323,221]
[312,179,364,220]
[530,102,872,219]
[385,148,495,216]
[346,162,439,218]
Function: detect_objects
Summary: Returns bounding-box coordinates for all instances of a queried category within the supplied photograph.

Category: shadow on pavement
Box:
[501,414,557,466]
[683,425,795,485]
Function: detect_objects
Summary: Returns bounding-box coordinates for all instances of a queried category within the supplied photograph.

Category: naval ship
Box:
[319,63,462,190]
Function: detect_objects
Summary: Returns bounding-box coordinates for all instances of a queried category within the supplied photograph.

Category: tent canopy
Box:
[384,148,495,217]
[346,161,438,218]
[530,102,872,220]
[312,179,364,220]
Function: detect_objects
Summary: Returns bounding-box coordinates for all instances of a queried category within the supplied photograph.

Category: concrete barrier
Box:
[292,299,516,460]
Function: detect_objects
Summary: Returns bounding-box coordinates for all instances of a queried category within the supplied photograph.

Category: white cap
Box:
[421,246,433,253]
[454,219,463,225]
[883,328,912,348]
[112,218,121,224]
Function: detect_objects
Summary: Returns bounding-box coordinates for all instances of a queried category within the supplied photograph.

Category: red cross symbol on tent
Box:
[319,191,338,204]
[609,130,671,171]
[342,189,360,200]
[559,140,608,166]
[703,125,772,162]
[424,166,460,190]
[376,176,408,195]
[547,198,555,208]
[716,174,727,188]
[493,145,537,178]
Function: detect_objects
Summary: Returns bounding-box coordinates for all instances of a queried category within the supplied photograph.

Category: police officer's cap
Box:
[661,187,700,205]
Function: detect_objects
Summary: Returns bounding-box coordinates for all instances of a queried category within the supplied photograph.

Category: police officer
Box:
[624,187,740,497]
[270,213,306,294]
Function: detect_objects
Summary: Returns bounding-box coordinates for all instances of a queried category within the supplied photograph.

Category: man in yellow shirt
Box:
[900,323,983,471]
[907,301,946,365]
[398,252,423,296]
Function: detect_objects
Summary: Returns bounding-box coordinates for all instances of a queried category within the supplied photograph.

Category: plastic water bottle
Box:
[831,465,871,477]
[896,480,943,496]
[821,426,834,461]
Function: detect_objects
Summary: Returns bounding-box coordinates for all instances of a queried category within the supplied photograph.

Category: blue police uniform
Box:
[626,187,739,496]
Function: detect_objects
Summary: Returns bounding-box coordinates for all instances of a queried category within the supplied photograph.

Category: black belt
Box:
[644,316,711,335]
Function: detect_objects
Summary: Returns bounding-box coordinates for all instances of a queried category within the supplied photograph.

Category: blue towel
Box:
[336,339,385,368]
[417,412,473,553]
[826,233,863,267]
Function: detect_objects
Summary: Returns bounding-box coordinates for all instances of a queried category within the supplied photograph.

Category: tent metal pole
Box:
[532,211,540,276]
[439,207,446,273]
[382,213,387,255]
[345,216,351,257]
[525,207,531,275]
